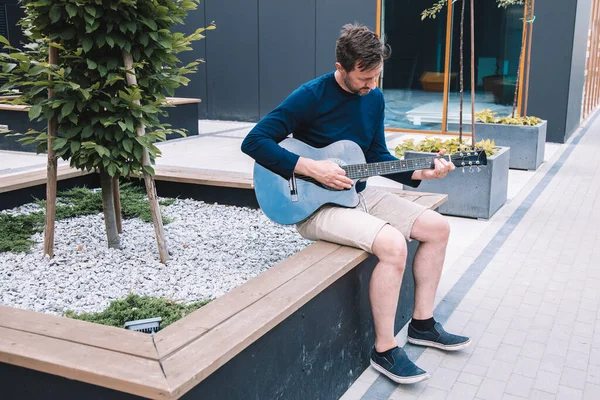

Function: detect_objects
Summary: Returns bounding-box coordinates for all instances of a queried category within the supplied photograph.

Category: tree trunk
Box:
[44,45,59,258]
[100,171,121,249]
[113,177,123,234]
[459,0,465,143]
[470,0,476,142]
[122,50,169,263]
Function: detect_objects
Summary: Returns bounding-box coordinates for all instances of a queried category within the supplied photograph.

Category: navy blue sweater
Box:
[241,72,420,192]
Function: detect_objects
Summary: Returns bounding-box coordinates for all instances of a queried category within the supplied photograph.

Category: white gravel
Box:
[0,198,312,316]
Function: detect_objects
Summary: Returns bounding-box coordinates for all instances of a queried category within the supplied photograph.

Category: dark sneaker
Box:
[370,346,430,384]
[407,322,471,351]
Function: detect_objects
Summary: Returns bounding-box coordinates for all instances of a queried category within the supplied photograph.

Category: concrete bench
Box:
[0,168,446,399]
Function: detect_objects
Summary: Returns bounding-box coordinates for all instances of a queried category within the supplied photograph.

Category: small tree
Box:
[422,0,525,142]
[0,0,214,262]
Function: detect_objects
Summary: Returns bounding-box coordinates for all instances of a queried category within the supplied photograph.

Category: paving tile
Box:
[560,367,587,390]
[439,351,470,372]
[478,332,504,351]
[503,329,528,347]
[415,386,448,400]
[586,364,600,385]
[426,367,460,392]
[457,371,483,386]
[512,356,540,378]
[564,350,590,371]
[533,370,561,394]
[485,359,515,382]
[556,385,583,400]
[539,353,566,375]
[583,383,600,400]
[520,340,546,360]
[476,378,507,400]
[529,389,557,400]
[495,343,522,363]
[446,382,478,400]
[504,374,535,398]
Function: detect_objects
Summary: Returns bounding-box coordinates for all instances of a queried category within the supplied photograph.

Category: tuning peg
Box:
[462,166,466,174]
[469,166,474,173]
[476,166,481,172]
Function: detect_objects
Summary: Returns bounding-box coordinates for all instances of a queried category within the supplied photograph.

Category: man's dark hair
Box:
[335,23,390,72]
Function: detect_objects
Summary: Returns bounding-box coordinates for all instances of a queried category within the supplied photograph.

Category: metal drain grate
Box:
[124,317,162,335]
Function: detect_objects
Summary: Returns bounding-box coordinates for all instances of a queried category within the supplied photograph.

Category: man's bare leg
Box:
[410,210,450,320]
[370,224,408,352]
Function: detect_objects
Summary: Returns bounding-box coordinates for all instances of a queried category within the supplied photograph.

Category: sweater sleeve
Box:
[365,96,421,188]
[241,86,316,179]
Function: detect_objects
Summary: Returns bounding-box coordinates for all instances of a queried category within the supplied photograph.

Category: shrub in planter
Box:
[475,109,547,171]
[395,137,509,219]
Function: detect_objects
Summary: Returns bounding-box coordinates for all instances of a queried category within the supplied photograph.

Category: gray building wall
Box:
[176,0,377,122]
[528,0,592,143]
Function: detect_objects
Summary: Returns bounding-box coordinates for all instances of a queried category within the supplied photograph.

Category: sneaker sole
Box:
[407,337,472,351]
[369,360,431,385]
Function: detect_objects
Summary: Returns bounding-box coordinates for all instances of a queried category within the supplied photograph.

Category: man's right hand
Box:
[294,157,354,190]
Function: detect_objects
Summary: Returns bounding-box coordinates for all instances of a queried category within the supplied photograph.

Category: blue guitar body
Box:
[253,138,363,225]
[253,138,486,225]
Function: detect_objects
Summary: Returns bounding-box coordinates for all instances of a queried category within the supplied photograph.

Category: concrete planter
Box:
[403,146,510,219]
[475,120,547,170]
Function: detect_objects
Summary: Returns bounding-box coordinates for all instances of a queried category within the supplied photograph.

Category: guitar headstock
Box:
[449,149,488,169]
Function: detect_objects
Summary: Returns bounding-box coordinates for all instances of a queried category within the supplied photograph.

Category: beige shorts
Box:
[296,186,428,253]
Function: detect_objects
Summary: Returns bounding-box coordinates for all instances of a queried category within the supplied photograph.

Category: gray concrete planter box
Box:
[403,146,510,219]
[475,120,547,170]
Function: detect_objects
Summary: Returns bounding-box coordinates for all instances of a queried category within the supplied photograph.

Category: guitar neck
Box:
[342,155,447,180]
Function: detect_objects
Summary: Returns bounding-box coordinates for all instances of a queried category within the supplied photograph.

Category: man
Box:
[241,23,470,384]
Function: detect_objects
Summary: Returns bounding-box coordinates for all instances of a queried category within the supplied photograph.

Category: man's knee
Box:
[412,210,450,243]
[372,225,408,269]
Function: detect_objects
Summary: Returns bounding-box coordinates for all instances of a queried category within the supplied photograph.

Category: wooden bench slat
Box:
[0,305,158,359]
[0,163,91,193]
[161,246,369,398]
[150,165,254,189]
[154,240,340,358]
[0,326,171,399]
[164,97,202,105]
[0,97,199,112]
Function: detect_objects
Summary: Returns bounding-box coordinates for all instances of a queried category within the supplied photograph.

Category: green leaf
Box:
[28,104,42,120]
[82,125,94,139]
[61,102,75,119]
[107,59,118,70]
[133,145,143,160]
[52,137,67,151]
[66,4,78,18]
[123,138,133,152]
[106,35,115,48]
[0,35,10,46]
[96,34,106,48]
[98,65,107,77]
[118,121,128,131]
[143,165,155,176]
[50,5,61,23]
[108,163,117,177]
[87,59,97,69]
[85,5,97,17]
[82,38,93,52]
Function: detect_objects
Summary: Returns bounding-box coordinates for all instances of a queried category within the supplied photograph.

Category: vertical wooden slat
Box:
[43,45,59,258]
[523,0,535,117]
[122,50,169,263]
[470,0,476,140]
[516,1,529,117]
[441,0,454,134]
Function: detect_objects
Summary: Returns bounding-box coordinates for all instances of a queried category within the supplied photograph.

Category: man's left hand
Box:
[418,149,455,180]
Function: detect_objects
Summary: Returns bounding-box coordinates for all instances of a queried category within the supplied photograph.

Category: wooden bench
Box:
[0,97,201,152]
[0,175,446,399]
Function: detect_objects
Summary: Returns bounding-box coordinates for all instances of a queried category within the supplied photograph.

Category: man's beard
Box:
[343,74,370,96]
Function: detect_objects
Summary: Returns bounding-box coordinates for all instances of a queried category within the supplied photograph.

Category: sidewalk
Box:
[341,113,600,399]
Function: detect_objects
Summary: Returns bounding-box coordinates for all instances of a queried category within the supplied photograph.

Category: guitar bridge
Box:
[289,176,299,202]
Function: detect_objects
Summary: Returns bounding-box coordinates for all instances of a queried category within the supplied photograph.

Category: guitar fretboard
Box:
[341,156,446,180]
